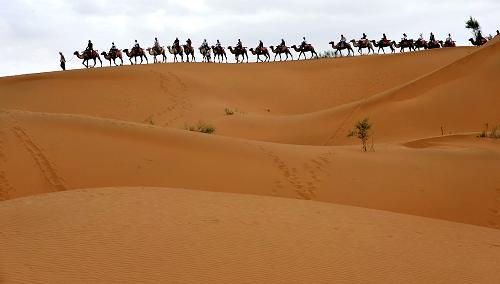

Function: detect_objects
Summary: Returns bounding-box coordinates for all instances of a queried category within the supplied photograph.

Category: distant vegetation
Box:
[186,122,216,134]
[224,108,235,115]
[466,17,482,38]
[318,51,336,58]
[478,123,500,139]
[348,118,373,152]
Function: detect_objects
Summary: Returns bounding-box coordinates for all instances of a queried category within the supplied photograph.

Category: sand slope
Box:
[2,187,500,283]
[0,109,499,228]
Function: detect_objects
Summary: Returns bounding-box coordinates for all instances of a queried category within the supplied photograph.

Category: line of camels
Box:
[73,35,491,68]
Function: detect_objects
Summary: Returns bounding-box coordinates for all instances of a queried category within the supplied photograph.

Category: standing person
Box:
[59,52,66,71]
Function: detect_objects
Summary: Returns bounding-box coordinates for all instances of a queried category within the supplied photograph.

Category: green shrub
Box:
[348,118,372,152]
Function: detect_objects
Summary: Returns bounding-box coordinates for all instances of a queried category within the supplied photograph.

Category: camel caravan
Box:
[73,30,496,68]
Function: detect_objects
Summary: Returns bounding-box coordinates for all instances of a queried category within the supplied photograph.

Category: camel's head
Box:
[291,45,297,48]
[469,38,474,42]
[269,46,274,49]
[329,41,334,45]
[100,52,106,55]
[73,51,79,55]
[123,49,129,53]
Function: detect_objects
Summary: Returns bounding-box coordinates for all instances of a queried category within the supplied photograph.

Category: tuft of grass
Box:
[186,121,215,134]
[477,123,500,139]
[318,51,336,58]
[224,108,235,115]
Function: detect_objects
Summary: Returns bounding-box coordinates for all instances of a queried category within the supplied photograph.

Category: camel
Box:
[328,41,354,57]
[211,46,228,63]
[227,46,249,63]
[350,39,375,55]
[269,46,293,61]
[199,46,211,63]
[469,38,487,46]
[100,50,123,66]
[414,39,428,51]
[291,44,318,60]
[442,40,456,48]
[371,40,396,54]
[167,46,184,62]
[74,50,102,68]
[427,41,442,49]
[249,47,270,62]
[122,48,148,65]
[395,39,415,52]
[182,45,196,62]
[146,47,167,63]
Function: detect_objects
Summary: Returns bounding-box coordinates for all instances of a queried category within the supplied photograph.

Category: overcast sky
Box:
[1,0,498,76]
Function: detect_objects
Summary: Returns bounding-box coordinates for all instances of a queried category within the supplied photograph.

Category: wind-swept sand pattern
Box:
[0,38,500,282]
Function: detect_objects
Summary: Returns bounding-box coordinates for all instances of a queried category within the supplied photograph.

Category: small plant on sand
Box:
[348,118,372,152]
[477,123,500,139]
[224,108,235,115]
[186,121,215,134]
[466,16,482,38]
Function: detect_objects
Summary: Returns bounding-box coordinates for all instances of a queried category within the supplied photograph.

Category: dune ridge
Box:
[1,39,500,283]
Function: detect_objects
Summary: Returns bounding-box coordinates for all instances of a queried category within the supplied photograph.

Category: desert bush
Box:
[318,51,336,58]
[224,108,235,115]
[466,16,482,38]
[348,118,372,152]
[186,122,215,134]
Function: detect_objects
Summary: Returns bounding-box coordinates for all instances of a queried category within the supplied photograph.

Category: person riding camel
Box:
[446,33,453,43]
[360,33,368,44]
[216,39,222,48]
[110,42,118,56]
[476,30,484,42]
[402,33,408,41]
[202,39,209,49]
[258,40,264,52]
[236,39,243,52]
[301,37,308,49]
[429,32,436,43]
[381,33,388,44]
[418,33,424,41]
[153,37,160,53]
[133,40,141,53]
[174,38,180,51]
[340,34,347,48]
[85,40,94,56]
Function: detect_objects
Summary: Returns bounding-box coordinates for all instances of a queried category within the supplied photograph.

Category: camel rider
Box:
[301,37,307,48]
[360,33,367,44]
[258,40,264,51]
[446,33,453,43]
[186,38,192,49]
[216,40,222,48]
[280,39,286,48]
[85,40,94,56]
[154,37,160,52]
[402,33,408,41]
[418,33,424,41]
[476,30,483,42]
[110,42,117,56]
[134,40,141,53]
[340,34,347,47]
[382,33,388,44]
[174,38,180,50]
[429,32,436,43]
[236,39,243,52]
[202,39,209,49]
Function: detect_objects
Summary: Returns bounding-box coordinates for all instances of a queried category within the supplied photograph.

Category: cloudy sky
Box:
[1,0,498,76]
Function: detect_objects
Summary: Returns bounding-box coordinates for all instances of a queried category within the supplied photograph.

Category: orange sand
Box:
[1,38,500,282]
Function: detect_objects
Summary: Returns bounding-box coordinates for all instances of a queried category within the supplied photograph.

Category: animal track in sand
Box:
[143,71,192,127]
[10,121,66,192]
[0,128,13,200]
[258,145,333,200]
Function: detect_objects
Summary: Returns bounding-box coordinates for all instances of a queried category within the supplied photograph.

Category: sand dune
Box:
[2,187,500,283]
[1,37,500,283]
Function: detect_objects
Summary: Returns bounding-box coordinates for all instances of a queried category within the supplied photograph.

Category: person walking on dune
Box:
[59,52,66,71]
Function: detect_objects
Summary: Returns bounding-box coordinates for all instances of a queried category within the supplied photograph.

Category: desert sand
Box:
[1,38,500,283]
